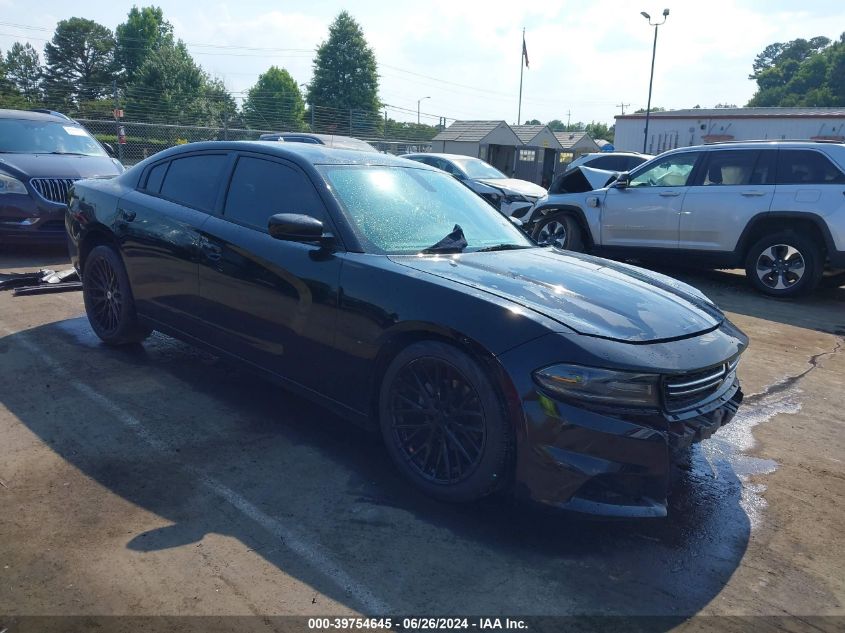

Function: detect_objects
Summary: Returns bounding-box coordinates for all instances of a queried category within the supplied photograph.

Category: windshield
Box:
[0,118,107,156]
[450,157,506,180]
[322,165,533,254]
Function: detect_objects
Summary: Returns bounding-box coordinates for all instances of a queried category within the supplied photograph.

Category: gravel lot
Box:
[1,246,843,631]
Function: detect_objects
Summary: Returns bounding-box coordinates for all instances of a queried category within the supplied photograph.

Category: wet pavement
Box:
[0,247,843,630]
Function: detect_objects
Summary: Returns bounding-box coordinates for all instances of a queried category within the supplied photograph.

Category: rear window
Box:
[143,162,168,193]
[776,150,845,185]
[159,154,228,212]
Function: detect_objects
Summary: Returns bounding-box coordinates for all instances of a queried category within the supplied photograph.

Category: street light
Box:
[641,8,669,153]
[417,96,431,125]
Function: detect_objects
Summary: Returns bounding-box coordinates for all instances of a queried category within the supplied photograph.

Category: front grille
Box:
[30,178,77,204]
[664,357,739,412]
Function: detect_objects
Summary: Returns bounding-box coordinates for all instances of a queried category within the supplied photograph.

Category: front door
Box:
[600,151,701,248]
[196,153,343,394]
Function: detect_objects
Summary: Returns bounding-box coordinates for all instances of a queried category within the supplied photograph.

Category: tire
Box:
[82,245,151,345]
[532,213,585,251]
[744,231,823,298]
[378,341,513,503]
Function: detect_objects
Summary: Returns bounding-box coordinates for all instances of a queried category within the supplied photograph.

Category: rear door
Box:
[771,149,845,225]
[600,151,701,248]
[196,152,344,392]
[679,149,775,251]
[117,151,229,331]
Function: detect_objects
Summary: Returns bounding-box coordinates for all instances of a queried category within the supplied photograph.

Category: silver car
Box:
[526,141,845,297]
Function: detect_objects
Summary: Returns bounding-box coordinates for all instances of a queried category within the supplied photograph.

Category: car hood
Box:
[0,154,123,179]
[389,248,723,343]
[474,178,547,198]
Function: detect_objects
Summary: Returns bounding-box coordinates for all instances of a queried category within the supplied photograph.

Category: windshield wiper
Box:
[38,151,88,156]
[474,243,533,252]
[421,224,468,254]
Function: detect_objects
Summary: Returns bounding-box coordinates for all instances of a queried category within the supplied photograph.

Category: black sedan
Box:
[66,141,747,518]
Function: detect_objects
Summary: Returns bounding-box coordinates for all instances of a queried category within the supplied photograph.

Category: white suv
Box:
[525,141,845,297]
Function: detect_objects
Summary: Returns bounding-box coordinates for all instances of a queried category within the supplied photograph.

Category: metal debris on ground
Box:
[0,269,81,297]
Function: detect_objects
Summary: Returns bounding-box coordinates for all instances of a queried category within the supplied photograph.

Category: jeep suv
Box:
[525,141,845,297]
[0,109,124,245]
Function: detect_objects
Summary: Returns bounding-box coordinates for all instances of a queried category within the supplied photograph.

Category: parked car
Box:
[556,151,652,183]
[258,132,377,152]
[526,140,845,297]
[402,153,546,219]
[67,141,747,518]
[0,108,123,244]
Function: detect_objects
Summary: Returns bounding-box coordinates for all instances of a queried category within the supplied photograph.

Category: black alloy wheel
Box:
[82,245,151,345]
[379,341,513,502]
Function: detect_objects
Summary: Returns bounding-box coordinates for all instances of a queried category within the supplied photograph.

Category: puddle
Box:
[700,385,802,528]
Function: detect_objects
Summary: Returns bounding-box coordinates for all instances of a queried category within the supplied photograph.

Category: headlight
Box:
[0,172,27,195]
[504,193,527,203]
[533,363,660,408]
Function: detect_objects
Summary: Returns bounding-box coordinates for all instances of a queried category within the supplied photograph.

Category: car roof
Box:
[403,153,485,162]
[664,140,845,153]
[0,108,77,123]
[142,140,437,169]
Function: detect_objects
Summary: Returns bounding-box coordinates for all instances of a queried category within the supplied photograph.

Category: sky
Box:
[1,0,844,127]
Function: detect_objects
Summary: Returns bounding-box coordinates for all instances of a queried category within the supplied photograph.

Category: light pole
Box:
[641,8,669,153]
[417,96,430,125]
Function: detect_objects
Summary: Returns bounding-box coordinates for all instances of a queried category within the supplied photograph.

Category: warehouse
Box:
[614,107,845,153]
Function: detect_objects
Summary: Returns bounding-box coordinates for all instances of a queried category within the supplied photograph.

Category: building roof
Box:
[554,131,597,149]
[510,124,548,143]
[616,107,845,120]
[432,120,510,142]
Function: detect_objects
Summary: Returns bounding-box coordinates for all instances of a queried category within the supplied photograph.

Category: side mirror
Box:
[102,142,117,157]
[612,172,630,189]
[268,213,324,242]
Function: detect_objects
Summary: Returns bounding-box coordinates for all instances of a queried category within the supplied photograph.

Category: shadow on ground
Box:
[0,316,753,627]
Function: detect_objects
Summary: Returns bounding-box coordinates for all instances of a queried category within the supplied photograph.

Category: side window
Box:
[750,150,777,185]
[159,154,228,212]
[143,161,169,193]
[698,150,759,186]
[629,153,699,187]
[777,150,845,185]
[224,156,324,231]
[440,161,462,177]
[623,157,647,171]
[589,155,620,171]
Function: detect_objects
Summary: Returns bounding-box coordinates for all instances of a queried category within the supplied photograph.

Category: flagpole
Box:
[517,27,525,124]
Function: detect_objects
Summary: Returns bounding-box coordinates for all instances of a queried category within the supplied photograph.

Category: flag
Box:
[522,34,530,69]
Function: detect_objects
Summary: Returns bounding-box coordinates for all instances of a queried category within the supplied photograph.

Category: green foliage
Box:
[747,33,845,106]
[584,121,614,143]
[381,118,440,141]
[633,106,666,113]
[523,118,542,125]
[307,11,380,119]
[243,66,306,131]
[4,42,42,101]
[43,17,117,108]
[116,6,174,83]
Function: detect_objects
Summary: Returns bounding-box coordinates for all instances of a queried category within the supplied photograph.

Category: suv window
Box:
[777,150,845,185]
[696,150,760,186]
[630,152,699,187]
[224,156,324,231]
[159,154,228,211]
[588,155,622,171]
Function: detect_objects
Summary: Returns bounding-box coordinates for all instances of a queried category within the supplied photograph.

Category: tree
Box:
[4,42,42,102]
[243,66,305,131]
[584,121,614,143]
[127,41,204,124]
[307,10,380,130]
[116,6,174,83]
[747,33,845,106]
[523,118,542,125]
[42,17,117,108]
[633,106,666,113]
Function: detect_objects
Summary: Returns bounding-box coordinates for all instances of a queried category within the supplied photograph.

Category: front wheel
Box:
[744,231,822,298]
[379,341,513,503]
[532,214,585,251]
[82,245,151,345]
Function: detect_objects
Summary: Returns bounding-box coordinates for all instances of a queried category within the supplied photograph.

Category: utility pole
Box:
[641,9,670,153]
[617,102,630,115]
[566,110,571,128]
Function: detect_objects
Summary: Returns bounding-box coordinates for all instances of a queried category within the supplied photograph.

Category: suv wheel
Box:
[532,214,585,251]
[745,231,823,297]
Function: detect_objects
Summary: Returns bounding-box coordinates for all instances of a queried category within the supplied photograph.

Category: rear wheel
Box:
[82,245,151,345]
[745,231,822,297]
[379,341,513,502]
[532,213,585,251]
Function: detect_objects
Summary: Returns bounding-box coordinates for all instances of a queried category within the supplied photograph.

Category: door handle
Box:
[659,191,680,197]
[120,208,136,222]
[199,237,222,261]
[740,191,766,197]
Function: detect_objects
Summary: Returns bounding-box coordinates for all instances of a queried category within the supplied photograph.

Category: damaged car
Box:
[67,141,747,518]
[402,152,546,220]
